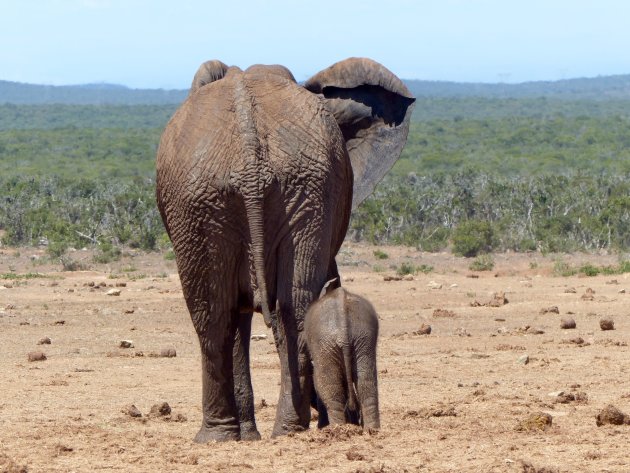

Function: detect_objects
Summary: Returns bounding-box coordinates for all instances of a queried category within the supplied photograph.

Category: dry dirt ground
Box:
[1,243,629,472]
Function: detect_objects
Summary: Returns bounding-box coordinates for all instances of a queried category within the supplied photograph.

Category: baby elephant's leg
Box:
[313,350,347,425]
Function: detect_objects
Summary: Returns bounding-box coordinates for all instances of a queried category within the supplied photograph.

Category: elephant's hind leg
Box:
[233,311,261,440]
[177,242,242,442]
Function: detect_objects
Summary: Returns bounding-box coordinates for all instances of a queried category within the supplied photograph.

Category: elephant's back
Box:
[157,71,348,193]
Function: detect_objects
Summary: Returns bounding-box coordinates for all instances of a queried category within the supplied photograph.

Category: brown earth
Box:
[1,243,629,472]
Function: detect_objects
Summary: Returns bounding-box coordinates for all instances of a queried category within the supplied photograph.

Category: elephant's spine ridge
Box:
[233,76,272,327]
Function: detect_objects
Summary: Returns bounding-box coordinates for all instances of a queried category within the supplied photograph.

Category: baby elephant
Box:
[304,286,380,429]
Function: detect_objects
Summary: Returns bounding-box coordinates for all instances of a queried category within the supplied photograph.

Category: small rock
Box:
[106,289,121,296]
[517,354,530,365]
[466,274,479,279]
[119,340,134,348]
[600,318,615,331]
[560,317,576,329]
[596,405,630,426]
[54,320,65,325]
[606,279,619,285]
[427,281,442,290]
[515,412,553,431]
[415,323,432,335]
[115,282,127,287]
[619,289,626,294]
[403,274,414,281]
[149,402,171,417]
[251,334,268,341]
[37,337,52,345]
[28,351,47,362]
[564,287,576,293]
[160,348,177,358]
[124,308,135,314]
[122,404,142,418]
[567,336,585,345]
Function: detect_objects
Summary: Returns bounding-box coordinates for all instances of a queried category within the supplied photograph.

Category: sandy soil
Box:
[1,243,629,472]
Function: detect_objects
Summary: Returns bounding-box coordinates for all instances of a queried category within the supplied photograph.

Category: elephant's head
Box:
[188,58,415,209]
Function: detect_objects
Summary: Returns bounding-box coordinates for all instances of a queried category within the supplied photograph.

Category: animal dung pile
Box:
[159,348,177,358]
[599,318,615,331]
[414,323,432,335]
[470,291,508,307]
[595,405,630,426]
[560,317,576,329]
[540,306,560,315]
[27,351,47,362]
[515,412,553,432]
[121,404,143,418]
[432,309,456,318]
[581,288,595,301]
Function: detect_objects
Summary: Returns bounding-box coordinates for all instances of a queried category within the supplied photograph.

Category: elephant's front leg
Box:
[233,312,261,440]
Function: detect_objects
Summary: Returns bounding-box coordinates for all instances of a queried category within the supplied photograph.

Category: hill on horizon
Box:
[3,73,630,104]
[0,80,187,105]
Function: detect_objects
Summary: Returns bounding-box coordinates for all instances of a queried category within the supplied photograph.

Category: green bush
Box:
[395,262,433,276]
[93,242,122,264]
[373,249,389,260]
[579,263,600,277]
[469,254,495,271]
[553,259,577,277]
[396,262,416,276]
[452,220,495,257]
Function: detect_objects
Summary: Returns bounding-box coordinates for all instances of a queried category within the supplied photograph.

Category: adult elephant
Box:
[156,57,414,442]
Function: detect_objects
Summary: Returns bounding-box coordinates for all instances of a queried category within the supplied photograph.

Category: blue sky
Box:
[2,0,630,88]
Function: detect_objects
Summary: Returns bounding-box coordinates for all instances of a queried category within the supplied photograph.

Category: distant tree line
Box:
[3,97,630,255]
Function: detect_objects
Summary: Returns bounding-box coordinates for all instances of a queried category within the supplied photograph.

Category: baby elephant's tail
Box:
[342,342,358,415]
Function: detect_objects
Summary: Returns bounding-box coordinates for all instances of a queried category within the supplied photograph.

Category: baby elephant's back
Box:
[304,288,379,349]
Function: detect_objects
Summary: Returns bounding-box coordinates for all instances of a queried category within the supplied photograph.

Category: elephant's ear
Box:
[190,60,230,95]
[304,58,415,210]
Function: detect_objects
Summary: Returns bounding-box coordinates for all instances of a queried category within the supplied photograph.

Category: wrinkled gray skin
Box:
[305,287,380,429]
[156,58,414,442]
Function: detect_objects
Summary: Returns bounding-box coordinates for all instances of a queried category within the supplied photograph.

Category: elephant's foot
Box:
[239,422,261,441]
[271,422,306,438]
[194,419,240,443]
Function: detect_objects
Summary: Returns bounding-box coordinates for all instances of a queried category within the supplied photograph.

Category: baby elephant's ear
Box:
[319,278,339,298]
[304,58,415,210]
[190,60,230,95]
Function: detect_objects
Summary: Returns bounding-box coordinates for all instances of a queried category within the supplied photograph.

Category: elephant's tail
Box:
[244,196,272,328]
[233,75,272,328]
[341,292,358,415]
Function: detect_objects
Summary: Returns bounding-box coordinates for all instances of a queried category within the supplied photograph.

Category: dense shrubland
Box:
[2,98,630,257]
